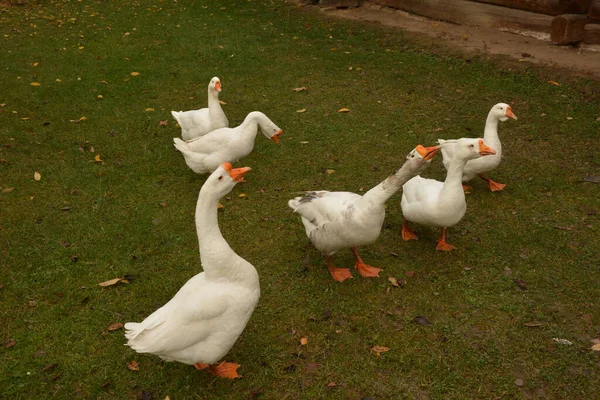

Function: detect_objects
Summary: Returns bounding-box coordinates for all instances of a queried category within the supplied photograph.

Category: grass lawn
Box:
[1,0,599,398]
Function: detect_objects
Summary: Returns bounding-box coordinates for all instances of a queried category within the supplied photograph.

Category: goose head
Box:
[450,138,496,162]
[259,118,283,144]
[490,103,517,122]
[403,144,440,173]
[202,162,251,199]
[209,77,222,93]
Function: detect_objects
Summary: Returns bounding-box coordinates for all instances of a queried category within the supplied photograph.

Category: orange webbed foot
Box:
[355,262,382,278]
[401,222,418,241]
[211,361,241,379]
[462,185,472,193]
[328,266,353,282]
[478,174,505,192]
[195,362,240,379]
[436,240,457,251]
[487,180,505,192]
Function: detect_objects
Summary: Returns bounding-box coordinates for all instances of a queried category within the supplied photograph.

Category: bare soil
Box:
[301,1,600,82]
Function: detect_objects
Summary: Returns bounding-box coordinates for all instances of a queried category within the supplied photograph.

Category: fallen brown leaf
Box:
[4,340,16,348]
[127,361,139,371]
[406,271,415,278]
[388,277,399,287]
[2,187,15,193]
[34,171,41,181]
[305,363,319,371]
[296,109,307,113]
[158,120,168,126]
[108,322,124,331]
[41,363,58,372]
[370,345,390,356]
[513,279,527,291]
[30,82,41,86]
[591,343,600,351]
[292,87,307,92]
[413,316,432,326]
[337,108,350,113]
[300,337,308,345]
[98,277,122,287]
[130,72,140,76]
[523,322,544,327]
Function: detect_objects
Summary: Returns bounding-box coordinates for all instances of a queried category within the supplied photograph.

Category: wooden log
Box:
[319,0,359,8]
[551,14,589,43]
[370,0,554,32]
[583,22,600,42]
[470,0,591,16]
[588,0,600,21]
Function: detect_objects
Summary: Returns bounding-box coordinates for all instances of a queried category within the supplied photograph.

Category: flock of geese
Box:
[124,77,517,378]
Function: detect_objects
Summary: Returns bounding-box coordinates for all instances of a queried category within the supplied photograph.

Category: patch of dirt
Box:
[299,1,600,81]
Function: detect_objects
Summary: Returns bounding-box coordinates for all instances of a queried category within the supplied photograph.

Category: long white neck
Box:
[439,157,467,203]
[195,187,240,280]
[207,88,221,113]
[237,112,265,142]
[483,112,501,152]
[362,162,420,207]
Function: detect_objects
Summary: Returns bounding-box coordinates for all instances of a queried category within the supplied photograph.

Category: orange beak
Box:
[505,106,517,120]
[215,81,222,92]
[272,129,283,144]
[416,144,440,161]
[478,139,496,156]
[221,162,251,182]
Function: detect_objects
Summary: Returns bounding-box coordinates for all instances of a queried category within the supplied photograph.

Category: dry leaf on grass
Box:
[94,154,102,162]
[337,108,350,113]
[325,169,335,175]
[2,187,15,193]
[388,277,399,287]
[370,345,390,356]
[98,276,134,287]
[145,108,155,112]
[300,337,308,345]
[30,82,41,86]
[158,120,168,126]
[127,361,139,371]
[108,322,124,331]
[523,322,544,327]
[292,87,307,92]
[296,109,307,113]
[130,72,140,76]
[4,340,16,348]
[591,343,600,351]
[34,172,41,181]
[548,80,560,86]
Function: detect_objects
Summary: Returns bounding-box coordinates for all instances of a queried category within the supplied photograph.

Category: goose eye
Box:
[218,176,223,181]
[469,144,474,148]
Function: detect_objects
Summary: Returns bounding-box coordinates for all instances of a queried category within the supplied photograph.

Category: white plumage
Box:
[125,163,258,378]
[439,102,517,191]
[289,145,440,282]
[401,138,496,251]
[171,77,229,141]
[173,111,282,174]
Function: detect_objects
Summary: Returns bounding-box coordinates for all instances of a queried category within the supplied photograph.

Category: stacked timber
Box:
[367,0,600,45]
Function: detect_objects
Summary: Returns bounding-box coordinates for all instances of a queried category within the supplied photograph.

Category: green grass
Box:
[1,0,599,398]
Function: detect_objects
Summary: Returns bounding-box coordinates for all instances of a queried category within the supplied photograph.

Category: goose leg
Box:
[401,220,418,241]
[462,184,472,193]
[351,247,382,278]
[194,361,241,379]
[436,227,456,251]
[478,174,506,192]
[327,255,352,282]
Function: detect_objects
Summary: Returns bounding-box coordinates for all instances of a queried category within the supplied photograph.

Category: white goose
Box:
[171,77,229,141]
[401,138,495,251]
[439,103,517,192]
[173,111,282,174]
[125,163,258,379]
[288,145,440,282]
